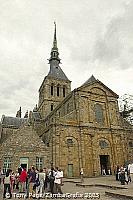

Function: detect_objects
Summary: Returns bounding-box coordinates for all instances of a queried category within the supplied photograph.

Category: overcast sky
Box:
[0,0,133,118]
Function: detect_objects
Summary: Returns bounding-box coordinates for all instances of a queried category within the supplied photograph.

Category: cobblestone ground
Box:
[0,182,122,200]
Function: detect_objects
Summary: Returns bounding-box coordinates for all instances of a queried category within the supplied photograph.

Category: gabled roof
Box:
[1,115,28,128]
[81,75,97,86]
[79,75,119,98]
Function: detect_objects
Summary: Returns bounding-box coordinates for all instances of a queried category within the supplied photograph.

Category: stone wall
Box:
[0,125,49,172]
[38,77,71,119]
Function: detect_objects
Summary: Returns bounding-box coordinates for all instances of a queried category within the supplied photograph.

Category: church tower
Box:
[38,23,71,118]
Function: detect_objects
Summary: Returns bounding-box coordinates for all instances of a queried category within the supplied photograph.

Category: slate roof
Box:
[32,111,42,121]
[47,62,70,81]
[1,115,28,128]
[82,75,97,86]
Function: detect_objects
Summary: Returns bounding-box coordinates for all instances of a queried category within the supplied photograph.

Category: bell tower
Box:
[38,23,71,118]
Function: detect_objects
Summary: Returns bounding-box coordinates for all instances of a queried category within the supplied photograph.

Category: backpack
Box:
[49,170,55,181]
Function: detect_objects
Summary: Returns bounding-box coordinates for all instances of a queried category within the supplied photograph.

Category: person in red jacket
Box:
[19,168,27,193]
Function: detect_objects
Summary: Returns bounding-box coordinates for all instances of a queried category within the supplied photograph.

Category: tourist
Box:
[119,167,125,185]
[29,166,36,195]
[15,169,20,190]
[128,163,133,182]
[38,168,46,195]
[80,168,84,183]
[34,168,40,194]
[43,168,49,191]
[25,168,31,198]
[48,167,55,194]
[59,169,63,185]
[11,171,15,192]
[3,169,12,199]
[54,167,63,194]
[115,165,120,181]
[102,168,106,176]
[19,168,27,193]
[125,168,128,184]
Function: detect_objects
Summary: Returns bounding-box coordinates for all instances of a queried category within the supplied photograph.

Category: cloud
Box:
[93,0,133,69]
[0,0,132,118]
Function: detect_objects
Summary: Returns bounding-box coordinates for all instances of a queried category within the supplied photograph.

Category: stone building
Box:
[0,23,133,176]
[38,23,71,119]
[42,75,133,177]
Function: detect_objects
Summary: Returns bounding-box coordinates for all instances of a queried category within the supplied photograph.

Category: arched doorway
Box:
[98,139,112,175]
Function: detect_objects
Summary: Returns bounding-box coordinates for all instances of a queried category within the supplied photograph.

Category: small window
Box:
[57,86,60,96]
[51,84,53,96]
[36,157,43,170]
[51,104,53,111]
[63,87,65,97]
[59,112,60,117]
[3,157,12,174]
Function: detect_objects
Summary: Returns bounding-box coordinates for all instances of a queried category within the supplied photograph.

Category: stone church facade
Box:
[0,23,133,177]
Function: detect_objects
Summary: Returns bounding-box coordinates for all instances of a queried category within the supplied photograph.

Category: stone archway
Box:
[97,138,112,175]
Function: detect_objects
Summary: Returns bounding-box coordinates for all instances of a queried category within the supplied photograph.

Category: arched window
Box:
[94,103,104,124]
[67,139,73,147]
[63,86,65,97]
[51,84,54,96]
[57,85,60,96]
[99,140,109,149]
[51,104,53,111]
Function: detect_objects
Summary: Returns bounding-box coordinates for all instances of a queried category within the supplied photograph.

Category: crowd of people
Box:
[115,164,133,185]
[0,166,63,199]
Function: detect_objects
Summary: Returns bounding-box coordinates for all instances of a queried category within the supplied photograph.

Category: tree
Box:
[119,94,133,125]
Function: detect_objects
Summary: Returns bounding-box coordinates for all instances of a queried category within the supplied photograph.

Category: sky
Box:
[0,0,133,118]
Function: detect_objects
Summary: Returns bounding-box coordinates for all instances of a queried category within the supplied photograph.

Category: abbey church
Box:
[0,24,133,177]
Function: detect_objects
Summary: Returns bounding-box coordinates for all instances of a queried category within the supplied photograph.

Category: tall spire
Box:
[49,22,60,63]
[47,22,70,81]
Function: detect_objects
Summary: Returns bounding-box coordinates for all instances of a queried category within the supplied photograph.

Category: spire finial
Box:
[53,21,57,48]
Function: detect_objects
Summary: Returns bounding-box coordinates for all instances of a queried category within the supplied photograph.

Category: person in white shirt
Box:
[3,169,12,199]
[38,169,46,195]
[80,168,84,182]
[54,167,63,194]
[128,163,133,182]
